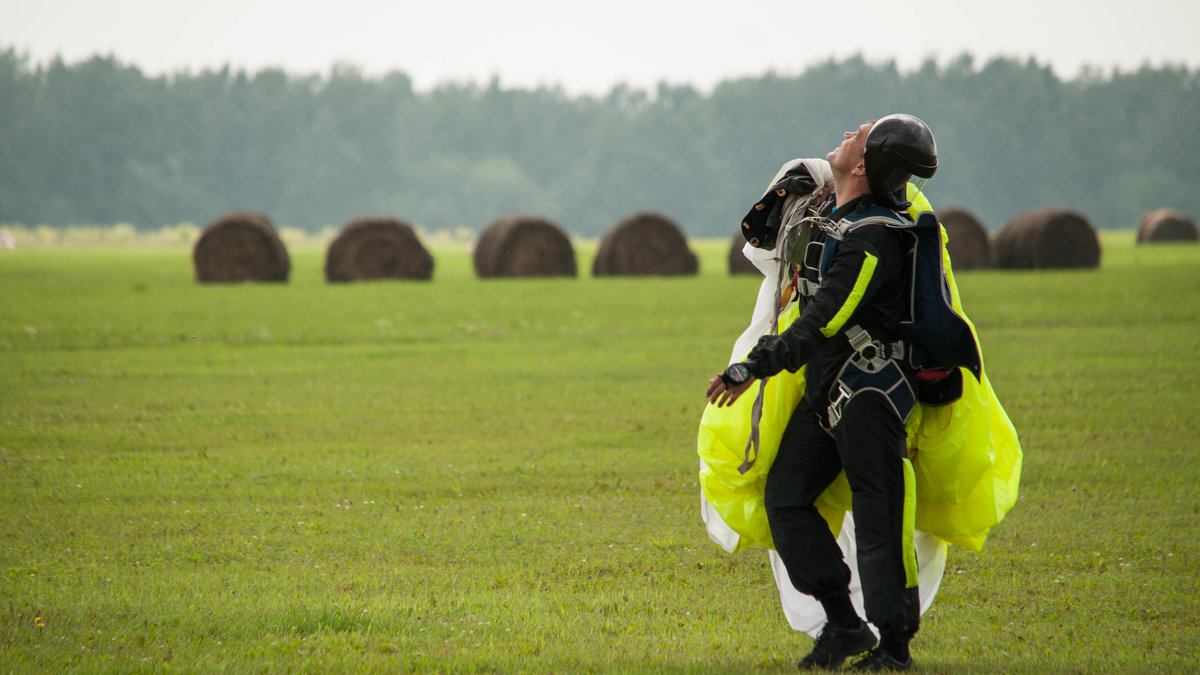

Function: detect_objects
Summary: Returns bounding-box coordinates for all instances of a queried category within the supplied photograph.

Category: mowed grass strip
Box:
[1,234,1197,673]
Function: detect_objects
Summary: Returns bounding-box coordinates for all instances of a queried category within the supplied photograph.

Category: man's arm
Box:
[743,233,888,378]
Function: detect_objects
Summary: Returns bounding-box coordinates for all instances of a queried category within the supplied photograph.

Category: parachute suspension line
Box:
[737,193,820,475]
[736,249,786,475]
[737,379,767,475]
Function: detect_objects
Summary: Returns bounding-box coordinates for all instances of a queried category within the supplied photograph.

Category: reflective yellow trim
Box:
[819,252,878,337]
[902,458,918,588]
[906,183,931,218]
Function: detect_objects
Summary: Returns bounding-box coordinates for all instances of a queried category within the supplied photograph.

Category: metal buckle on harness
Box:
[846,325,891,372]
[805,215,837,237]
[846,324,911,374]
[826,381,854,430]
[846,326,875,358]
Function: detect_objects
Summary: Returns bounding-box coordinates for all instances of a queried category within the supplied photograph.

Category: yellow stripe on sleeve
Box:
[819,252,878,337]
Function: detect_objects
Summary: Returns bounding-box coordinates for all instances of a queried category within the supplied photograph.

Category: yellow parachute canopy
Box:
[698,186,1022,552]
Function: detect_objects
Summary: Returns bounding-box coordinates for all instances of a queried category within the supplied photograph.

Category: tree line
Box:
[1,48,1196,238]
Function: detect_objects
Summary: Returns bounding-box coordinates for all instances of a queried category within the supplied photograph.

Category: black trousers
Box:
[764,391,920,637]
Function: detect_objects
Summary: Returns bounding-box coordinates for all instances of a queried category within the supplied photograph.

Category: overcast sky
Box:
[1,0,1197,94]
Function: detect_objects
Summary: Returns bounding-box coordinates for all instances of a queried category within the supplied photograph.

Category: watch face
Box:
[729,363,750,384]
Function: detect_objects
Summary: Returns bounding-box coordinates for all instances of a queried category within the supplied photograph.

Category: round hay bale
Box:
[325,217,434,282]
[472,215,577,278]
[593,211,698,276]
[992,208,1101,270]
[728,232,760,275]
[937,207,991,270]
[193,211,289,283]
[1136,208,1198,243]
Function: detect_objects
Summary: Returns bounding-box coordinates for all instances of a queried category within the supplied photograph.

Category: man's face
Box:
[827,121,875,174]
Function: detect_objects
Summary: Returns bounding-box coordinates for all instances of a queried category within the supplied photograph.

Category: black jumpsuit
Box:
[745,195,921,639]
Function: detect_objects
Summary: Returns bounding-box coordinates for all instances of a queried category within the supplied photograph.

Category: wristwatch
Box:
[721,363,752,387]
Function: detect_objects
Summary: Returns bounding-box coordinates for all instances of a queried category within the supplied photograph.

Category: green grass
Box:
[1,234,1198,673]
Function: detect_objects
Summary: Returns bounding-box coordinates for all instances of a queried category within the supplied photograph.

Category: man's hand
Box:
[706,373,756,408]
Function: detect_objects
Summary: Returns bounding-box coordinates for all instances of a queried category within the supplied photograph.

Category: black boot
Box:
[850,647,914,672]
[797,620,877,670]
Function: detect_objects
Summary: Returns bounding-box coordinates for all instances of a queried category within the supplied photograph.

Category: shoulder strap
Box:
[831,206,912,238]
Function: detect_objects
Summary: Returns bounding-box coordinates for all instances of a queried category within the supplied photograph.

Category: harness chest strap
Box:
[844,324,907,363]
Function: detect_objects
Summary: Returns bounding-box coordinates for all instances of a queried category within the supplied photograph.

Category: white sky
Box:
[1,0,1197,94]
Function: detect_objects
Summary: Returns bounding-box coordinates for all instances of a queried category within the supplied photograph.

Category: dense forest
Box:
[1,48,1197,237]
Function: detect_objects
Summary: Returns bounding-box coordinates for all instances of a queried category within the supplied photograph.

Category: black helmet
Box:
[864,114,937,209]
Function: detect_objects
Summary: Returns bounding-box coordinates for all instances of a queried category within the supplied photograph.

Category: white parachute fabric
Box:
[699,487,741,552]
[769,516,948,637]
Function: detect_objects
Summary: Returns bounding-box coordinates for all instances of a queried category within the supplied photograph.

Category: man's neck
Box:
[834,187,870,208]
[833,173,869,207]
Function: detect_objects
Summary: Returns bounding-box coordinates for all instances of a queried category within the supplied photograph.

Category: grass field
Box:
[2,234,1198,673]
